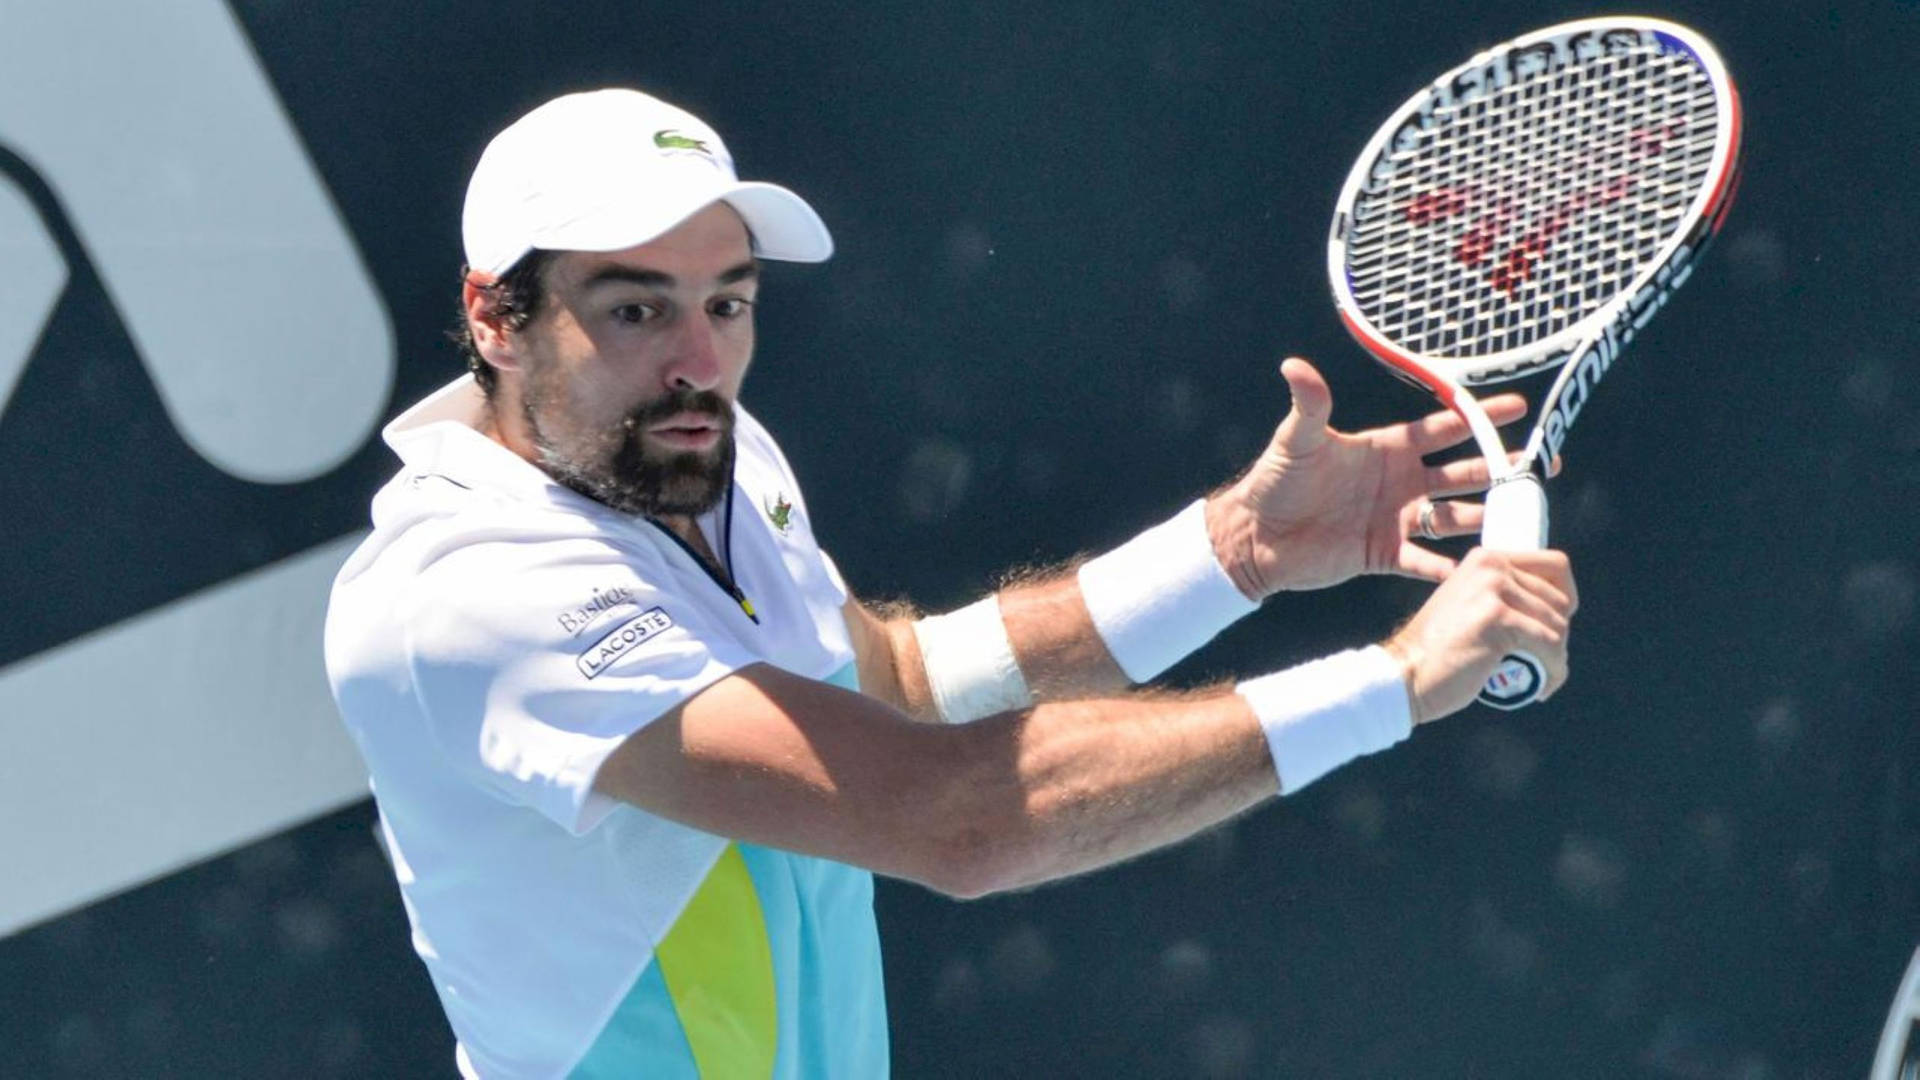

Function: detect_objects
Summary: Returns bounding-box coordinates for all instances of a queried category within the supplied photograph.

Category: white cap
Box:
[461,88,833,276]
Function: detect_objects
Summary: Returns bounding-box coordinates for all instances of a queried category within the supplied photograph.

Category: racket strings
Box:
[1345,36,1720,362]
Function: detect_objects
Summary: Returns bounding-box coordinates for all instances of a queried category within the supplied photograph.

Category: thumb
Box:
[1272,356,1334,454]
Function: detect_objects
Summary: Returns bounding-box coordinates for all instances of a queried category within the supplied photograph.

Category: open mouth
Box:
[644,413,723,451]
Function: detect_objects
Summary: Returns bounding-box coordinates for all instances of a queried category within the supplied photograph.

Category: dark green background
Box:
[2,1,1915,1075]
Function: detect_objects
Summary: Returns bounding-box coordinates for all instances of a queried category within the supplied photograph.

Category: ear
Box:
[462,272,527,375]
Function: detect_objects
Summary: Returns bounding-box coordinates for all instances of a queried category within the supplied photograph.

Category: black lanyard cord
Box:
[645,460,759,624]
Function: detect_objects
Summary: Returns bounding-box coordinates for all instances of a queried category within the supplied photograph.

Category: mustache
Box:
[620,389,733,433]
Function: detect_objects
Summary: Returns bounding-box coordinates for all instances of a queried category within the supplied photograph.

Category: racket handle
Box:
[1476,475,1550,710]
[1480,473,1548,551]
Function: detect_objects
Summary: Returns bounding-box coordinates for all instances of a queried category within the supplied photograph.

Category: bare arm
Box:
[840,569,1127,723]
[842,357,1535,721]
[600,548,1575,899]
[595,659,1273,899]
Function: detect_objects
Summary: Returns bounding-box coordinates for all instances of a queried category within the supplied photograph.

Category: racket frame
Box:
[1327,16,1743,482]
[1324,16,1743,708]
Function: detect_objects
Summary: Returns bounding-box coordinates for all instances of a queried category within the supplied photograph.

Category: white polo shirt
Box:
[324,376,887,1078]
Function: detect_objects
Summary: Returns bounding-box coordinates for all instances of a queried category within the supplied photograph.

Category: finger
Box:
[1504,564,1578,621]
[1499,608,1571,698]
[1460,548,1578,620]
[1270,357,1335,455]
[1393,542,1458,582]
[1401,407,1477,454]
[1433,498,1483,537]
[1486,616,1570,703]
[1404,496,1480,540]
[1538,662,1570,702]
[1485,393,1529,427]
[1402,393,1528,453]
[1500,550,1579,611]
[1496,574,1573,642]
[1424,450,1538,497]
[1424,457,1495,496]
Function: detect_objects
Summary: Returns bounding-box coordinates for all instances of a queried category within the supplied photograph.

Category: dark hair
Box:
[450,249,557,397]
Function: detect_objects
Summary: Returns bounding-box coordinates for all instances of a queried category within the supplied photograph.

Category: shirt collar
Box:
[382,374,568,505]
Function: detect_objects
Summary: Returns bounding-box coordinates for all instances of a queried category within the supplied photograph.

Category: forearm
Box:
[858,568,1126,724]
[606,663,1269,896]
[938,689,1275,894]
[881,564,1161,721]
[1004,485,1269,691]
[998,569,1128,699]
[917,643,1409,894]
[894,495,1260,724]
[609,649,1410,900]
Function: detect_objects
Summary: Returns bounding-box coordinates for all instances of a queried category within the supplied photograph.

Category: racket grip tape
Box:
[1476,475,1551,710]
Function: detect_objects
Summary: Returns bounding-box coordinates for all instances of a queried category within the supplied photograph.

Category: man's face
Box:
[505,202,759,517]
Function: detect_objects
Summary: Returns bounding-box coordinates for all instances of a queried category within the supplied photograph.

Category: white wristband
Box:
[1077,499,1259,683]
[1237,646,1413,795]
[912,595,1033,724]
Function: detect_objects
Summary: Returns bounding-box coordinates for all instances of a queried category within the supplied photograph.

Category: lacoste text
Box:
[577,607,675,679]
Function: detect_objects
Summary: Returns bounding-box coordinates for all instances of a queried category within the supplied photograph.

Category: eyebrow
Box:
[578,260,759,292]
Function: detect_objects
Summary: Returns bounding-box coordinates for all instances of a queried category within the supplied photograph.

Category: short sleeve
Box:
[817,550,851,608]
[402,539,759,834]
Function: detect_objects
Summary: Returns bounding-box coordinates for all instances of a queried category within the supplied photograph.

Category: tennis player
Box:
[324,88,1576,1079]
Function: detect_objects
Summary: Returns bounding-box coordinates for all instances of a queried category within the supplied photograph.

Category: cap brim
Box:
[722,182,834,263]
[524,181,833,268]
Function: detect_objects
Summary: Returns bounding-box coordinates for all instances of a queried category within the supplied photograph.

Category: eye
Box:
[711,297,755,319]
[611,302,660,325]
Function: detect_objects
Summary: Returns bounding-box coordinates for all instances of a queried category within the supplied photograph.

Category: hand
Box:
[1208,357,1529,597]
[1380,548,1578,724]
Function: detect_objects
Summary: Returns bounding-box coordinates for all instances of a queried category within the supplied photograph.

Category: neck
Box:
[657,513,716,566]
[480,391,538,464]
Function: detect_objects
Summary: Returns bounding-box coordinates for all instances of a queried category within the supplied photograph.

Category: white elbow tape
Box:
[912,595,1033,724]
[1237,646,1413,795]
[1077,499,1259,684]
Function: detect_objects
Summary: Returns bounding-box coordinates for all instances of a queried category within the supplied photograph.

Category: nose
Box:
[663,314,722,393]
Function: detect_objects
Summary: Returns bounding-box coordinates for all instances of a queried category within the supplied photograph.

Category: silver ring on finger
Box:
[1416,499,1441,541]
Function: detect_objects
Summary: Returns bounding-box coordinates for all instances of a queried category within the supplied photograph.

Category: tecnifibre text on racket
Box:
[1328,17,1742,709]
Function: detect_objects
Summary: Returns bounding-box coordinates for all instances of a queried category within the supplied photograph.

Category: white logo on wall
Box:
[0,0,394,937]
[0,1,392,481]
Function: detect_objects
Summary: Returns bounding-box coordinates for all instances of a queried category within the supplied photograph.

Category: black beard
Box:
[526,388,736,518]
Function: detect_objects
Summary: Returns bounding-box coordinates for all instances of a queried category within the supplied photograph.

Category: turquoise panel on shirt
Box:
[569,960,699,1079]
[570,662,889,1078]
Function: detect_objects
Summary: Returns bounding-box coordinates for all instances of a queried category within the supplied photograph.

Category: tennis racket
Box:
[1873,945,1920,1080]
[1327,17,1743,709]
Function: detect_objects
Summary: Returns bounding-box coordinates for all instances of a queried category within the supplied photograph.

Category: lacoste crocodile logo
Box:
[764,492,793,535]
[653,129,711,154]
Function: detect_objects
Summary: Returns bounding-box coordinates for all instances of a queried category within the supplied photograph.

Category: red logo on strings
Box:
[1402,123,1677,296]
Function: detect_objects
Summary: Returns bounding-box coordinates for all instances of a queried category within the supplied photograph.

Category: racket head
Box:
[1327,17,1743,393]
